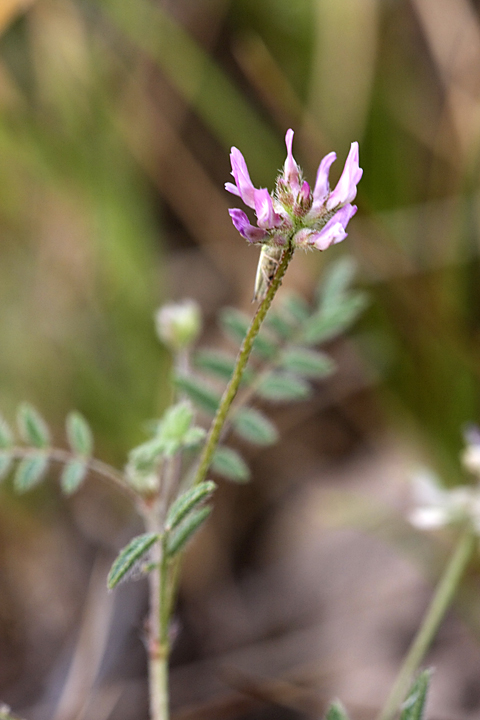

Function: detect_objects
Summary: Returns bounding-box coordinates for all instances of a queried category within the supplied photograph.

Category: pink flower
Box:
[225,130,362,250]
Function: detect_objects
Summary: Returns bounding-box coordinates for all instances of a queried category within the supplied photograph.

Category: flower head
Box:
[409,469,480,533]
[225,130,362,252]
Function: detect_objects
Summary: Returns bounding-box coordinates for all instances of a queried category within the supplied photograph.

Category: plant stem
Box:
[193,243,295,488]
[146,243,294,720]
[378,525,475,720]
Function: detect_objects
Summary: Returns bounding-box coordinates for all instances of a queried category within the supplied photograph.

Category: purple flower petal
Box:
[228,208,268,243]
[229,147,257,209]
[225,182,241,197]
[326,142,363,211]
[254,188,283,229]
[306,204,357,251]
[311,151,336,213]
[283,129,301,194]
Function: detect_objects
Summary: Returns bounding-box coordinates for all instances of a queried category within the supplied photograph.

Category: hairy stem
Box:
[378,524,475,720]
[193,244,295,488]
[146,244,295,720]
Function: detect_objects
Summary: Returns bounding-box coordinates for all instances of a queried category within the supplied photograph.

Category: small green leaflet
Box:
[167,505,212,557]
[61,459,88,495]
[232,407,279,446]
[166,480,216,531]
[175,375,220,416]
[17,403,50,449]
[280,347,335,378]
[400,669,432,720]
[14,455,49,493]
[317,257,356,310]
[211,446,250,482]
[66,412,93,456]
[325,701,350,720]
[107,533,160,590]
[256,371,311,402]
[301,293,367,345]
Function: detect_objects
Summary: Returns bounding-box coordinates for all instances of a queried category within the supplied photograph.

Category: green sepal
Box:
[14,454,49,493]
[325,700,350,720]
[17,403,50,449]
[107,532,160,590]
[232,407,279,446]
[280,347,336,378]
[165,480,216,531]
[211,446,250,482]
[256,371,311,402]
[175,375,220,416]
[400,669,432,720]
[0,414,13,449]
[167,505,212,557]
[0,452,13,481]
[66,411,93,456]
[61,459,88,495]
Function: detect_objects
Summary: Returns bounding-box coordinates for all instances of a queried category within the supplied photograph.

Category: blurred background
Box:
[2,0,480,718]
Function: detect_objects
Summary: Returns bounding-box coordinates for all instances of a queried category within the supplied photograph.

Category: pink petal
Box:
[311,151,336,212]
[254,188,283,229]
[283,129,301,194]
[228,208,268,243]
[229,147,257,209]
[326,142,363,211]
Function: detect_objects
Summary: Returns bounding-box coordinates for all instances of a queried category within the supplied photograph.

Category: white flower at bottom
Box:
[409,469,480,531]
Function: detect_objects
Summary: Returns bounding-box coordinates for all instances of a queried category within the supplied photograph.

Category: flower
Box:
[155,299,202,352]
[409,469,480,533]
[225,129,362,251]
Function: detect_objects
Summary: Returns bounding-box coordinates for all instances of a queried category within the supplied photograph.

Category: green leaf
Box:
[175,375,220,416]
[400,670,432,720]
[61,459,88,495]
[167,505,212,557]
[158,402,194,443]
[325,701,350,720]
[127,437,164,474]
[317,257,356,310]
[0,452,13,481]
[14,455,49,493]
[0,414,13,449]
[280,347,336,378]
[166,480,216,530]
[265,311,295,340]
[183,426,206,448]
[17,403,50,449]
[107,533,160,590]
[220,308,277,359]
[194,350,246,383]
[256,372,311,402]
[301,293,367,345]
[232,408,279,445]
[66,411,93,456]
[211,446,250,482]
[280,293,310,322]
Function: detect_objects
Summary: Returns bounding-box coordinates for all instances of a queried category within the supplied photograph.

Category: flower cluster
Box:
[409,430,480,533]
[225,129,362,251]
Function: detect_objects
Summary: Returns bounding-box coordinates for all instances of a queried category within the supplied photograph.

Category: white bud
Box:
[155,299,201,352]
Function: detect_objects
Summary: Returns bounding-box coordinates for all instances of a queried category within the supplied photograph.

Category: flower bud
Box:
[155,299,201,352]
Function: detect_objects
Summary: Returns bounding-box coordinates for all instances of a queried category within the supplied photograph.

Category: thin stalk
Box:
[378,525,475,720]
[193,244,295,488]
